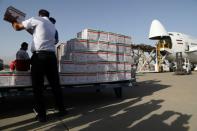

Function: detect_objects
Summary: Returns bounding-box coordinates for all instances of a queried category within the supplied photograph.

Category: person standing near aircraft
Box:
[15,42,30,71]
[6,9,67,122]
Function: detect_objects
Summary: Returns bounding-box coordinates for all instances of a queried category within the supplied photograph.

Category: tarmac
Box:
[0,71,197,131]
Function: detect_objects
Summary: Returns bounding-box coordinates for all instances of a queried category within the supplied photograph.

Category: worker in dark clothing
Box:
[15,42,30,71]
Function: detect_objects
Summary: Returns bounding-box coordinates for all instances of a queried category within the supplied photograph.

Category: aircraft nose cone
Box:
[149,19,169,40]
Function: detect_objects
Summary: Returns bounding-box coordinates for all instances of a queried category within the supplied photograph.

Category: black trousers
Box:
[31,51,64,117]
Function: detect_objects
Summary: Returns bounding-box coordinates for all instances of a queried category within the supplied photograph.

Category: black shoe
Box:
[35,115,47,122]
[38,116,47,122]
[58,110,68,117]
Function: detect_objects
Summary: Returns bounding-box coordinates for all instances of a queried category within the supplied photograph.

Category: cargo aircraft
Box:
[149,19,197,72]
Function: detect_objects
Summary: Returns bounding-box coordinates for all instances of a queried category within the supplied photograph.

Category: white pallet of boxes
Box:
[59,28,133,85]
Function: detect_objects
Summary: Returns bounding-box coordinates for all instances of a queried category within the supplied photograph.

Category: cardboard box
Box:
[125,72,131,80]
[117,54,125,62]
[125,63,131,71]
[86,63,97,73]
[117,44,125,53]
[10,71,32,86]
[60,74,76,84]
[125,54,134,63]
[99,31,108,42]
[4,6,26,23]
[88,40,98,51]
[108,72,118,81]
[117,62,124,71]
[86,73,97,83]
[97,52,108,61]
[108,62,117,71]
[0,74,10,86]
[97,62,109,72]
[108,43,117,52]
[86,52,98,62]
[68,39,88,51]
[97,72,108,82]
[75,74,87,84]
[117,35,125,44]
[60,61,76,73]
[125,45,131,54]
[117,71,125,80]
[125,36,132,45]
[72,52,87,62]
[77,29,99,41]
[98,41,108,51]
[108,53,117,62]
[75,63,88,73]
[109,33,117,43]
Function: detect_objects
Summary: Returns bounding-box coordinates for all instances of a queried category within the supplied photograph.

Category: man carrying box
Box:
[5,8,67,122]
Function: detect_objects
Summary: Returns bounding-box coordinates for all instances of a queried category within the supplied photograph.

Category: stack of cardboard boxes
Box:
[59,29,134,84]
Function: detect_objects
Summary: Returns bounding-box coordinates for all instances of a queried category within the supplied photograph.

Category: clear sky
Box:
[0,0,197,64]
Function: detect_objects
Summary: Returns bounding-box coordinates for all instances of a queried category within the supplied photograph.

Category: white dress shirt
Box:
[22,16,56,52]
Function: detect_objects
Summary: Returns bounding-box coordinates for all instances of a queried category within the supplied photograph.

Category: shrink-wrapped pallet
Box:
[60,28,134,83]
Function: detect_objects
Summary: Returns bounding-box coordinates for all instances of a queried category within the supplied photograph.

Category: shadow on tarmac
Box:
[0,79,191,131]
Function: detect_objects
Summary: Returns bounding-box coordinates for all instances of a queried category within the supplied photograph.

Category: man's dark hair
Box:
[49,17,56,24]
[21,42,28,48]
[38,9,50,17]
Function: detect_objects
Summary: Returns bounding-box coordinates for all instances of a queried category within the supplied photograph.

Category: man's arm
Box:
[26,28,34,35]
[12,22,25,31]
